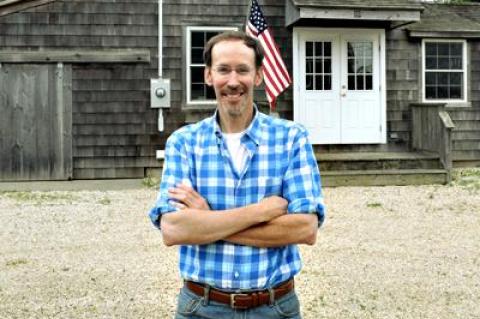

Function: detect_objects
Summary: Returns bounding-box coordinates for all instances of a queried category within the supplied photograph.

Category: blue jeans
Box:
[174,285,302,319]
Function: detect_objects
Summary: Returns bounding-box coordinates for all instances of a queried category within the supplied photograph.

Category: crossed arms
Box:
[160,184,318,248]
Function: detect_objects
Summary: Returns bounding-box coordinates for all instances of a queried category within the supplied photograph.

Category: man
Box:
[149,31,325,319]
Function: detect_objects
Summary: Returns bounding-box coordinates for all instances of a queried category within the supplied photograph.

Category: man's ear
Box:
[254,67,264,87]
[204,67,213,86]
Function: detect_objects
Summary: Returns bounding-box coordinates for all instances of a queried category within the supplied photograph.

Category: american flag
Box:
[246,0,291,111]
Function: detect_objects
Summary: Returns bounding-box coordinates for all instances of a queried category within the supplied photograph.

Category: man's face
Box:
[205,40,263,119]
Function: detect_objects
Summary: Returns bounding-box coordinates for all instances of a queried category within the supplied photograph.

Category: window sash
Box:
[186,26,237,105]
[305,41,332,91]
[422,39,467,103]
[347,41,373,91]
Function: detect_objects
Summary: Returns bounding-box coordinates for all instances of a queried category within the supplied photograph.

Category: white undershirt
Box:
[223,131,248,173]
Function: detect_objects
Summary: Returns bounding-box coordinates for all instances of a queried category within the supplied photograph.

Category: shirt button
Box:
[234,271,239,278]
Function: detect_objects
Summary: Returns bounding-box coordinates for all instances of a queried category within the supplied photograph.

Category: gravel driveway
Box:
[1,182,479,318]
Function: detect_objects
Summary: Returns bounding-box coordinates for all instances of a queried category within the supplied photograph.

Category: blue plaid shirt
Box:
[149,108,325,290]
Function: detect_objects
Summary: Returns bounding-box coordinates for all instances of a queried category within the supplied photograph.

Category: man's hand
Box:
[168,184,210,210]
[257,196,288,221]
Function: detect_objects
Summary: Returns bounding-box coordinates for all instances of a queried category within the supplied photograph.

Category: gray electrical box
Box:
[150,78,171,108]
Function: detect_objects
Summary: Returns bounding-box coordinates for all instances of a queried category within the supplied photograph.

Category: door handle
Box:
[341,85,347,97]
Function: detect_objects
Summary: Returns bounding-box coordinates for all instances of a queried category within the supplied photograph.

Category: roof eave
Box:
[0,0,56,17]
[286,0,422,27]
[409,30,480,39]
[293,4,424,11]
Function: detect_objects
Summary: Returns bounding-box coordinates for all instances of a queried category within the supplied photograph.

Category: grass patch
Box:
[142,175,160,188]
[5,258,28,267]
[367,202,382,208]
[97,197,111,205]
[451,168,480,191]
[1,191,77,204]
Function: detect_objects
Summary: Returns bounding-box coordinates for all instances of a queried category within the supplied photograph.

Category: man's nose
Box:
[226,71,240,87]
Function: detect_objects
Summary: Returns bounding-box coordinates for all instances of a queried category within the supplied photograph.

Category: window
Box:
[422,39,467,103]
[347,41,373,91]
[186,26,237,105]
[305,41,332,91]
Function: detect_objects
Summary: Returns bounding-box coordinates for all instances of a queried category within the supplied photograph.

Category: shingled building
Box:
[1,0,480,185]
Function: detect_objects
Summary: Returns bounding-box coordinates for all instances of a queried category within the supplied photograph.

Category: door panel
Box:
[341,36,381,143]
[296,33,341,144]
[0,64,73,181]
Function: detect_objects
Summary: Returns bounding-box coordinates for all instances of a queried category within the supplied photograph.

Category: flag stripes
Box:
[246,0,291,110]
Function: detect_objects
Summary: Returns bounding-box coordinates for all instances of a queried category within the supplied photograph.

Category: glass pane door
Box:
[347,41,373,91]
[305,41,332,91]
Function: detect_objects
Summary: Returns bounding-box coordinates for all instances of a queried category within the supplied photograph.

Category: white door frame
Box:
[293,27,387,144]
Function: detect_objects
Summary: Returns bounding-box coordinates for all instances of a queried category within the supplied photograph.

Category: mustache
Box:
[221,88,244,95]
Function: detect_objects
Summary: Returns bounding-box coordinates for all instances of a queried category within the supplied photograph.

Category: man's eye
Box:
[237,68,250,75]
[216,67,230,74]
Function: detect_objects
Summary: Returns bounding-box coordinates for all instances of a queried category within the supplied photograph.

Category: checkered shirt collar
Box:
[212,104,264,146]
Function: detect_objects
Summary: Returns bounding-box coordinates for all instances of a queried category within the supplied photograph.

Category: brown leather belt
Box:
[185,279,294,310]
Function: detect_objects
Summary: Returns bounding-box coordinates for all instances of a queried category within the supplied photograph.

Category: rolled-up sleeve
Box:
[149,132,192,229]
[282,127,325,227]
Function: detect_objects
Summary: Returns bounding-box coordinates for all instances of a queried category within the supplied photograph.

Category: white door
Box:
[293,28,386,144]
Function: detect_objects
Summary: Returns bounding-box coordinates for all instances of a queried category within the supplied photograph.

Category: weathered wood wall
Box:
[385,28,419,148]
[0,0,167,179]
[0,63,72,180]
[449,32,480,166]
[0,0,291,180]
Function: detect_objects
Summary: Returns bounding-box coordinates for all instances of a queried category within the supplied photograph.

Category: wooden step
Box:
[321,169,448,187]
[317,151,438,161]
[317,151,442,171]
[152,150,448,186]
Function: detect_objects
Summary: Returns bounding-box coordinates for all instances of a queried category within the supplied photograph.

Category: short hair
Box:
[203,31,264,69]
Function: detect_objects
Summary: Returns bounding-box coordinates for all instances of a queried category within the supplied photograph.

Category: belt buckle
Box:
[230,293,249,309]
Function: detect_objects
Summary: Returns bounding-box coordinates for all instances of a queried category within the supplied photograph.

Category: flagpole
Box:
[244,0,252,30]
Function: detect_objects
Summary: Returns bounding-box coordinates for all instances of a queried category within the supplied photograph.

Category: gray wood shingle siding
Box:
[0,0,293,180]
[386,28,419,146]
[449,39,480,166]
[0,0,163,179]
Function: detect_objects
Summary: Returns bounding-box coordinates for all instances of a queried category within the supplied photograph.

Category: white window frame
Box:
[186,26,238,105]
[421,39,468,104]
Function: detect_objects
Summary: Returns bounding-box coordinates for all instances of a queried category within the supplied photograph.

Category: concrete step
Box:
[321,169,448,187]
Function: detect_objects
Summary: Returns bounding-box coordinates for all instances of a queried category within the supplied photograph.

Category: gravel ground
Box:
[1,183,480,319]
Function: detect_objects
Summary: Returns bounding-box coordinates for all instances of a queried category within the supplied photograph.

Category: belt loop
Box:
[268,287,275,306]
[202,284,211,306]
